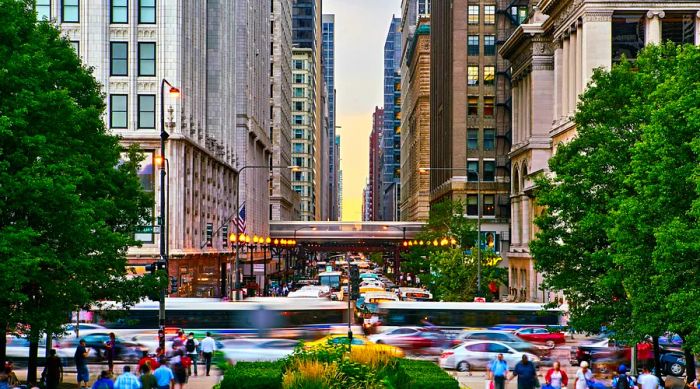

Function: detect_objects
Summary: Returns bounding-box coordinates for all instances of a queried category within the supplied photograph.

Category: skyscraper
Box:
[381,16,402,221]
[291,48,317,221]
[368,107,384,221]
[322,14,338,220]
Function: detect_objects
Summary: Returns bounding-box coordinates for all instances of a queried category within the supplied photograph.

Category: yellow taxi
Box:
[304,334,405,357]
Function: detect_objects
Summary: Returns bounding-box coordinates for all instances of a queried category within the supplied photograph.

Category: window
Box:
[484,35,496,56]
[294,101,304,111]
[483,194,495,216]
[467,66,479,86]
[111,0,128,23]
[483,129,495,151]
[483,161,495,181]
[70,41,80,53]
[467,129,479,150]
[662,14,695,44]
[511,6,528,24]
[293,60,304,70]
[110,95,128,128]
[467,161,479,182]
[137,95,155,128]
[484,97,495,117]
[62,0,79,22]
[468,5,479,24]
[484,5,496,24]
[110,42,128,76]
[138,0,155,24]
[293,157,303,167]
[293,115,303,125]
[468,96,479,116]
[467,35,479,56]
[294,129,303,139]
[293,143,304,153]
[612,14,645,62]
[294,74,305,84]
[486,342,508,353]
[293,88,304,98]
[138,42,156,76]
[36,0,51,20]
[467,195,478,216]
[293,171,302,181]
[484,66,495,85]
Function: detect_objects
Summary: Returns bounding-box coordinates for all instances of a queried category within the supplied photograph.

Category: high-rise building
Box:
[500,0,700,302]
[335,134,342,220]
[49,0,237,297]
[291,48,317,220]
[270,0,297,222]
[430,0,520,259]
[322,14,339,220]
[362,182,372,221]
[381,16,403,221]
[368,107,385,221]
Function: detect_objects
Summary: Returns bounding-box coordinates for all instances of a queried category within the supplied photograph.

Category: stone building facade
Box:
[500,0,700,302]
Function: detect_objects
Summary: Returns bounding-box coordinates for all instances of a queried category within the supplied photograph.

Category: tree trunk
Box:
[45,331,52,359]
[27,329,39,385]
[684,344,697,383]
[652,335,663,384]
[0,322,6,368]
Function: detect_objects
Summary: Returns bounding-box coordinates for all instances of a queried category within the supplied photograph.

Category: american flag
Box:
[235,203,246,233]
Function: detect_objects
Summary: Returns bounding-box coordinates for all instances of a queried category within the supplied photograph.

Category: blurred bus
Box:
[318,271,342,289]
[398,288,433,301]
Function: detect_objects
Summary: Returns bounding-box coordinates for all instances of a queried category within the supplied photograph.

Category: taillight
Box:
[440,351,454,359]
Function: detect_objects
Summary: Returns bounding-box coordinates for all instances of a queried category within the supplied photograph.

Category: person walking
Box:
[0,368,9,389]
[612,365,635,389]
[105,333,117,374]
[574,361,593,389]
[139,365,158,389]
[184,332,199,377]
[153,362,174,389]
[114,366,140,389]
[200,332,216,376]
[44,349,64,389]
[75,339,91,389]
[545,362,568,389]
[637,367,660,389]
[488,353,509,389]
[91,371,114,389]
[511,355,538,389]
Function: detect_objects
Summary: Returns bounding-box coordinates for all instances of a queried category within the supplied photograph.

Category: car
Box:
[455,330,547,357]
[129,334,180,354]
[305,334,404,357]
[220,339,299,362]
[659,350,686,376]
[439,340,540,372]
[514,327,566,348]
[573,338,687,377]
[59,333,146,362]
[369,327,449,350]
[62,323,106,334]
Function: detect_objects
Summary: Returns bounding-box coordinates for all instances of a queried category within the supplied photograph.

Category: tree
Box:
[0,0,157,382]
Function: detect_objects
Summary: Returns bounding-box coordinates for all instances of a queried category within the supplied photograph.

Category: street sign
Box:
[136,225,160,234]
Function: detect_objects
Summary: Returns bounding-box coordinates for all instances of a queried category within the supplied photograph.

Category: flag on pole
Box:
[235,203,246,233]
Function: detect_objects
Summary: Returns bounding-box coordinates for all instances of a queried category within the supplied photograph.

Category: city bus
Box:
[318,271,342,289]
[397,287,433,301]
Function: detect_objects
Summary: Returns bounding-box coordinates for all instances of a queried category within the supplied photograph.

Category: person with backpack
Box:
[184,333,199,377]
[91,371,114,389]
[613,365,635,389]
[574,361,593,389]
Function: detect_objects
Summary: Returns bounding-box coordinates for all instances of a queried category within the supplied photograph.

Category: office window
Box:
[468,66,479,86]
[484,35,496,55]
[468,5,479,24]
[36,0,51,20]
[467,195,478,216]
[293,115,303,125]
[110,42,128,76]
[293,60,304,70]
[467,35,479,56]
[138,42,156,76]
[294,129,303,139]
[137,95,155,128]
[484,66,495,85]
[483,194,496,216]
[612,14,645,63]
[70,41,80,54]
[483,161,496,181]
[293,88,304,98]
[467,161,479,182]
[484,129,496,151]
[293,157,303,167]
[294,74,305,84]
[62,0,79,22]
[111,0,128,23]
[293,143,304,153]
[484,97,495,117]
[110,95,128,128]
[138,0,155,23]
[662,13,695,44]
[294,171,302,181]
[468,96,479,116]
[467,129,479,150]
[294,101,304,111]
[484,5,496,24]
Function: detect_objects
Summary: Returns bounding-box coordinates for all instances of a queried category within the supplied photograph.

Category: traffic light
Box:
[222,225,228,247]
[206,223,213,247]
[170,276,178,294]
[350,265,360,300]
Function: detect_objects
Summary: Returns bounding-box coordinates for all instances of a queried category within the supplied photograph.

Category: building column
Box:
[521,195,531,247]
[645,10,665,45]
[568,26,577,116]
[511,196,521,247]
[582,11,613,87]
[512,83,520,144]
[561,34,570,119]
[552,38,562,125]
[576,21,583,97]
[695,11,700,45]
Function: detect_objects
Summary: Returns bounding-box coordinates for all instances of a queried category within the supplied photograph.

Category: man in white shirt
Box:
[200,332,216,376]
[637,367,660,389]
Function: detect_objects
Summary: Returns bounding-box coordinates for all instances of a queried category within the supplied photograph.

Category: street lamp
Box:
[158,78,179,353]
[419,166,483,295]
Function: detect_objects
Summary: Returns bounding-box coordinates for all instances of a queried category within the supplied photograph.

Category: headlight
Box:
[678,358,686,363]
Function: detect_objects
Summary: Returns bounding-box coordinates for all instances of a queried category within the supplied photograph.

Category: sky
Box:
[323,0,401,221]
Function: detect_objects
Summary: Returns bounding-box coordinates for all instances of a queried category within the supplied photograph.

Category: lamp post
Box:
[419,166,483,295]
[158,79,179,353]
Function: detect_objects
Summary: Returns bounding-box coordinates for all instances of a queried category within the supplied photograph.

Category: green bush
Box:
[397,359,459,389]
[220,361,284,389]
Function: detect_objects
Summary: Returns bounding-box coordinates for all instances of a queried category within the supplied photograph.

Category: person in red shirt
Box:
[488,280,499,301]
[137,351,160,373]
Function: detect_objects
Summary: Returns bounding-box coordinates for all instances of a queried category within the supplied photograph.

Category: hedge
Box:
[219,361,283,389]
[398,359,460,389]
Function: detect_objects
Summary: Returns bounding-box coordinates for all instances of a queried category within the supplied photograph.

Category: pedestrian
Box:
[153,361,174,389]
[171,331,185,352]
[574,361,593,389]
[488,353,509,389]
[114,366,141,389]
[91,370,114,389]
[545,361,568,389]
[637,367,660,389]
[200,332,216,376]
[489,280,499,301]
[511,355,538,389]
[612,365,635,389]
[415,275,421,287]
[0,368,9,389]
[170,352,187,389]
[4,362,19,388]
[407,274,413,286]
[137,351,159,373]
[138,365,158,389]
[44,349,64,389]
[184,332,199,376]
[105,333,117,373]
[75,339,91,389]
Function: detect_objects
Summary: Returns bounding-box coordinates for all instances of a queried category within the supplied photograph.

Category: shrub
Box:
[220,361,283,389]
[398,359,459,389]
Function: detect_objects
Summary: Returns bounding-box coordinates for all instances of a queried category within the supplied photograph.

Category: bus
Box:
[377,302,562,330]
[318,271,342,289]
[397,287,433,301]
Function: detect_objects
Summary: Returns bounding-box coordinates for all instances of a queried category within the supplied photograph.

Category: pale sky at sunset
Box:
[324,0,401,221]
